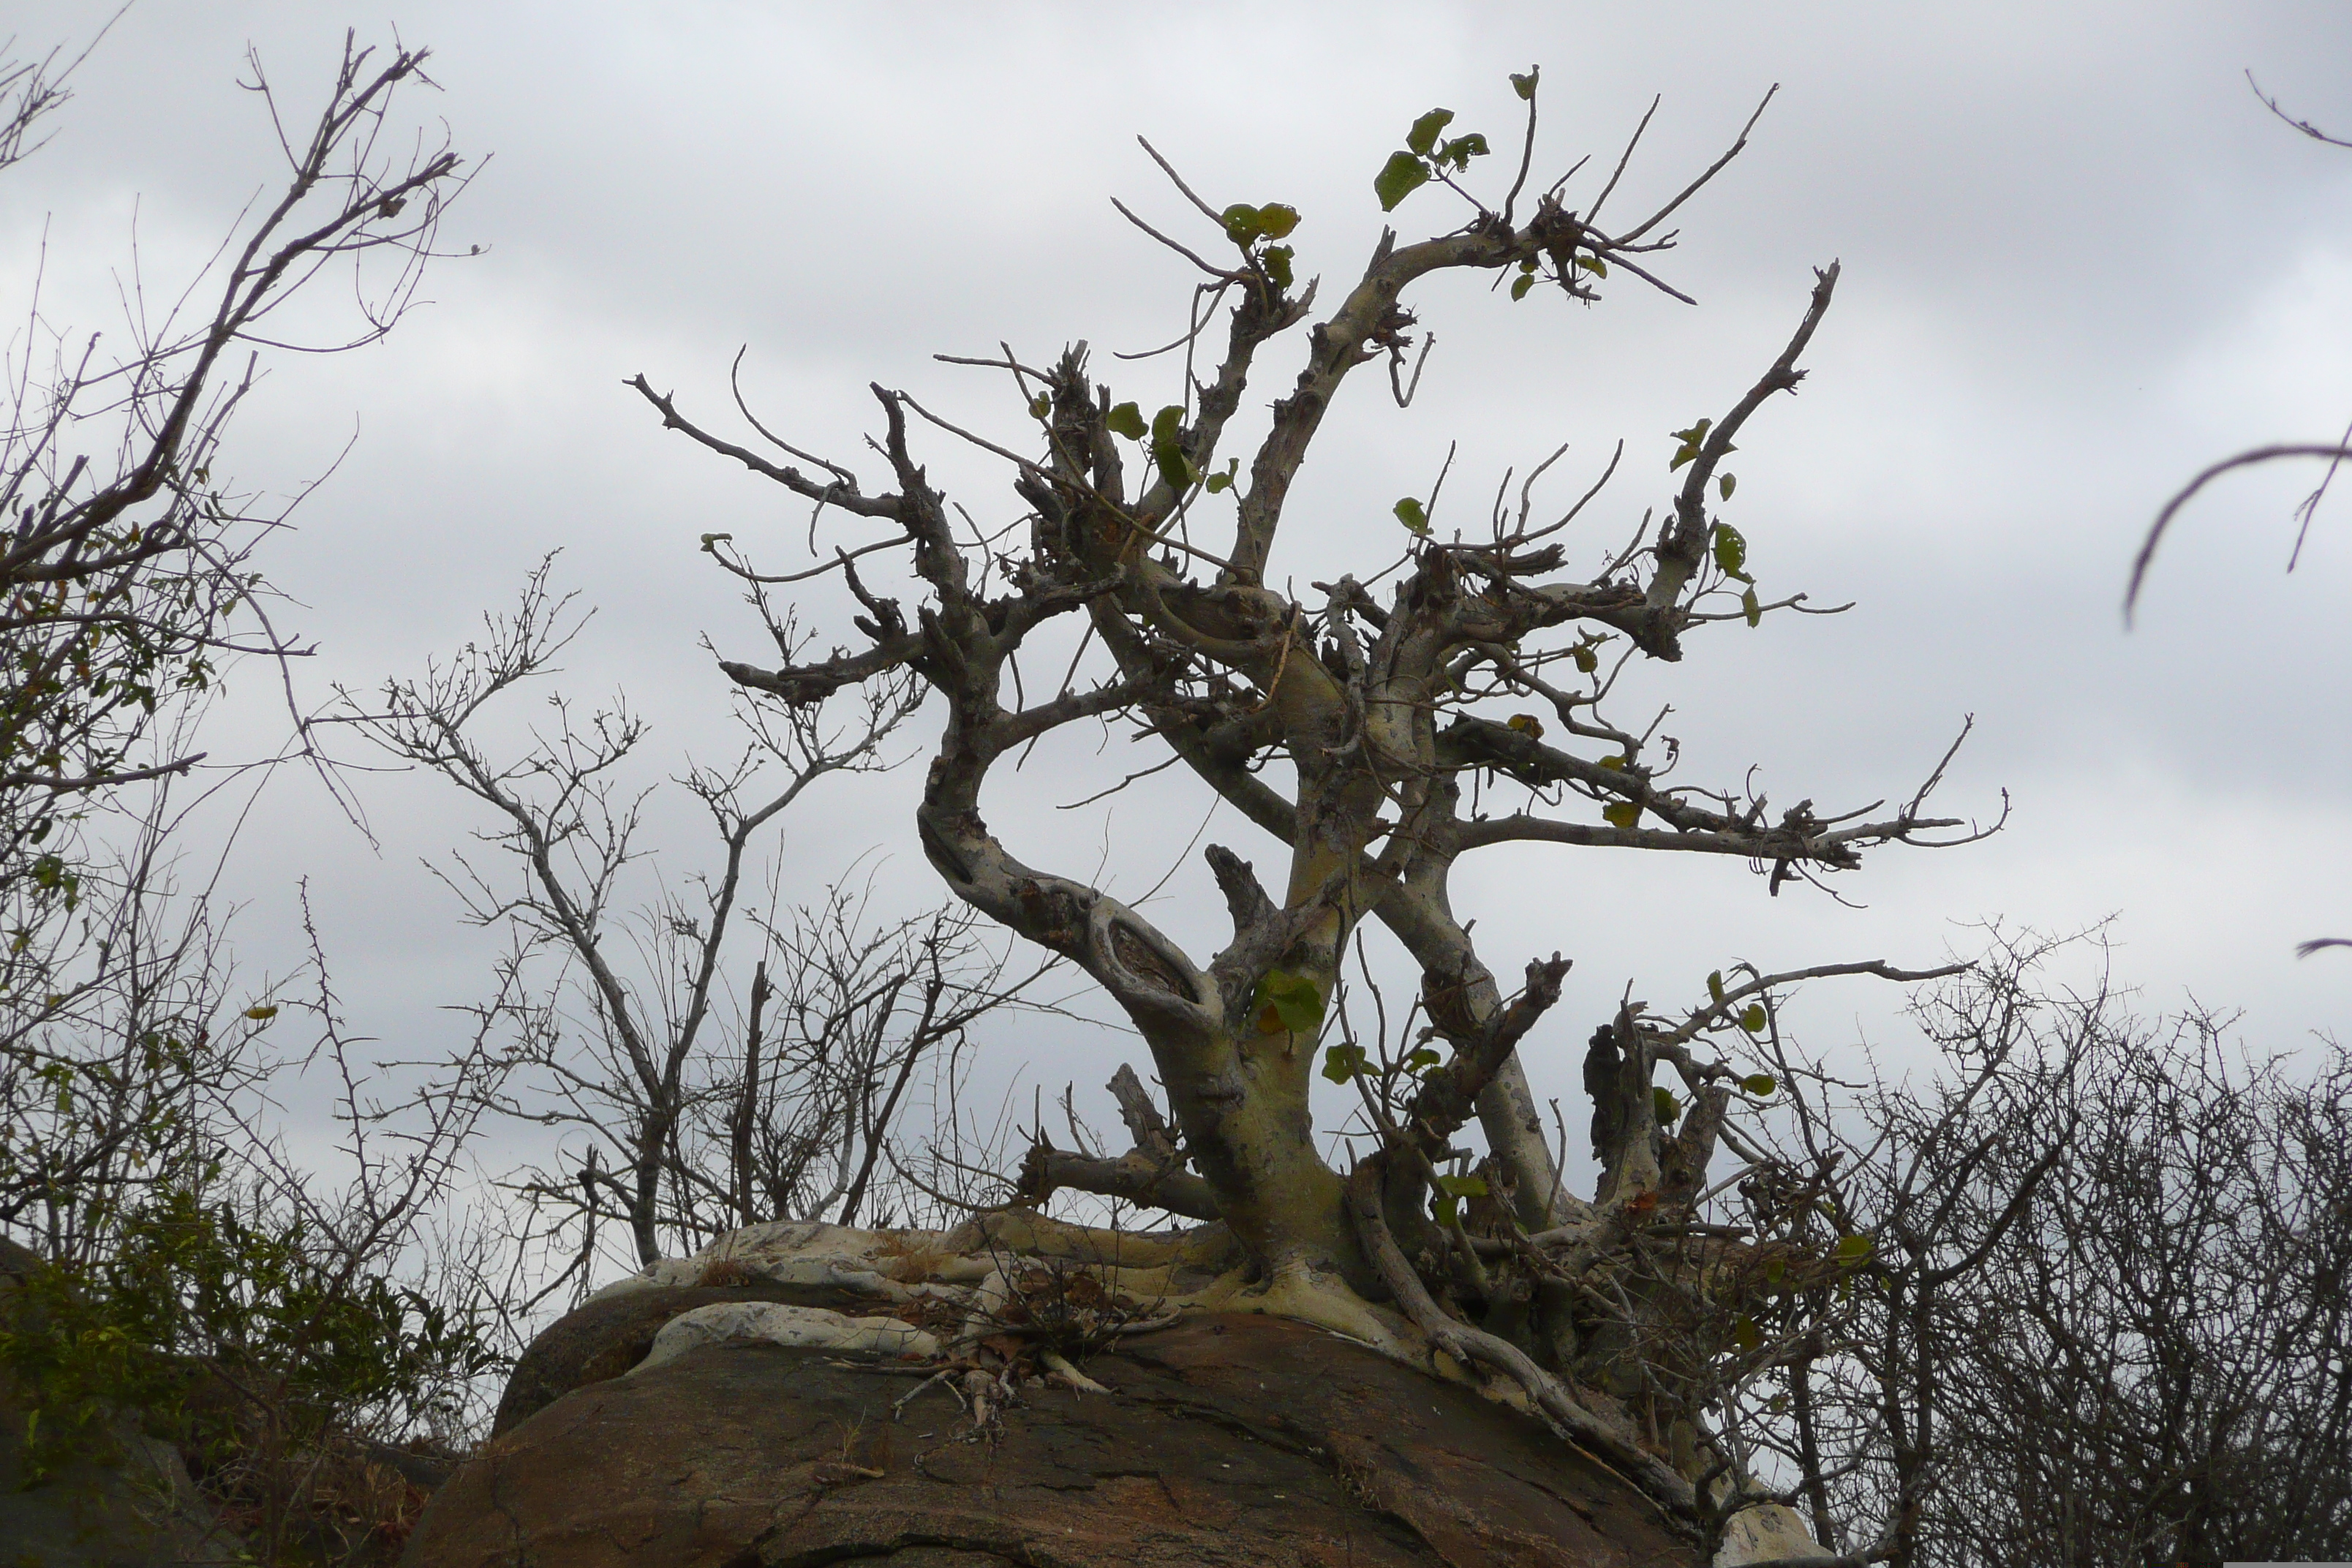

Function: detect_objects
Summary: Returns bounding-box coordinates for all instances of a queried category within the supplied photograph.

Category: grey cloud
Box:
[8,0,2348,1166]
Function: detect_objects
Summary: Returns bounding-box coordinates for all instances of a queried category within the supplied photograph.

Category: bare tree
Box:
[0,29,505,1554]
[0,26,472,1257]
[704,888,1022,1232]
[1,30,468,851]
[351,562,1050,1284]
[633,69,1999,1538]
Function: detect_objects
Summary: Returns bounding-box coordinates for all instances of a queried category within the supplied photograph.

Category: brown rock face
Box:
[407,1313,1702,1567]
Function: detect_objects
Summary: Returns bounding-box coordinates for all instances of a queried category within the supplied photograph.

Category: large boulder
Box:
[491,1278,912,1437]
[405,1311,1703,1567]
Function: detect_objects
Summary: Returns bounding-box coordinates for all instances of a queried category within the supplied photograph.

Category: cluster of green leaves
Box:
[1,509,252,1025]
[0,992,294,1228]
[1431,1171,1487,1226]
[1596,752,1642,831]
[1727,1254,1881,1353]
[1103,400,1236,494]
[1509,245,1605,304]
[9,1028,187,1162]
[1373,106,1493,212]
[1647,976,1780,1132]
[1320,1035,1446,1088]
[1750,1233,1877,1316]
[1252,966,1326,1038]
[1667,418,1725,475]
[1218,199,1299,291]
[1705,970,1774,1040]
[0,1187,499,1488]
[2,507,234,860]
[1667,419,1765,628]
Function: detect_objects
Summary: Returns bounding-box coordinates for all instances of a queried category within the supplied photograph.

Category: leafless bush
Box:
[347,560,1052,1300]
[1725,933,2352,1566]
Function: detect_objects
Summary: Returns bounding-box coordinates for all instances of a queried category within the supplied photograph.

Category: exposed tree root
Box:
[592,1200,1717,1527]
[1346,1157,1700,1518]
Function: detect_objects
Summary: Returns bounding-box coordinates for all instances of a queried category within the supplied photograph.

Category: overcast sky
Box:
[10,2,2352,1204]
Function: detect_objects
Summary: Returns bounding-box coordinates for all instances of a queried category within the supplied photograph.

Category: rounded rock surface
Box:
[410,1312,1705,1567]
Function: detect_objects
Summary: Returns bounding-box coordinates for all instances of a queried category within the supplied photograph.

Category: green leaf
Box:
[1569,642,1597,672]
[1254,968,1326,1036]
[1602,801,1640,830]
[1106,402,1146,440]
[1406,108,1455,157]
[698,532,734,551]
[1393,496,1430,536]
[1833,1234,1874,1267]
[1403,1047,1443,1074]
[1711,521,1749,580]
[1732,1315,1763,1352]
[1150,406,1195,487]
[1221,203,1264,244]
[1375,151,1431,212]
[1205,458,1239,494]
[1741,1072,1778,1096]
[1439,132,1490,170]
[1708,970,1727,1004]
[1654,1085,1681,1125]
[1669,418,1711,471]
[1431,1172,1488,1228]
[1260,244,1294,292]
[1572,253,1608,277]
[1509,272,1534,302]
[1028,394,1052,421]
[1510,68,1539,101]
[1254,203,1300,239]
[1321,1042,1368,1084]
[1718,472,1737,500]
[1743,587,1762,628]
[1763,1256,1787,1285]
[1739,1004,1768,1035]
